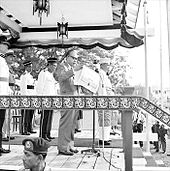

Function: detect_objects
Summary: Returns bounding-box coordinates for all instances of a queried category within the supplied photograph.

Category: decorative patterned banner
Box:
[0,95,170,127]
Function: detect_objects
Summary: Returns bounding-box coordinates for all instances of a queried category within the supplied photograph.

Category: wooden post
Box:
[121,86,134,171]
[167,128,170,156]
[122,110,133,171]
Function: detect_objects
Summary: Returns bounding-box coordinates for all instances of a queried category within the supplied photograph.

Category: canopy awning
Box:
[0,0,142,49]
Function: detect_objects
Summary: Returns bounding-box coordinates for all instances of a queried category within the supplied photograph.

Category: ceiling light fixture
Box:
[57,15,68,46]
[33,0,50,25]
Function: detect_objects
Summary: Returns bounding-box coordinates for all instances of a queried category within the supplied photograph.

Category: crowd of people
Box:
[0,35,119,161]
[151,121,168,153]
[1,36,169,170]
[133,119,144,148]
[132,117,168,154]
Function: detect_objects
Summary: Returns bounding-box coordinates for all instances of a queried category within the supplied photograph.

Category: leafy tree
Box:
[12,46,130,90]
[77,47,130,89]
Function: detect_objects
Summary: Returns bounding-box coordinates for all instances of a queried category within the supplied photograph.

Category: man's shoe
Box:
[43,137,51,142]
[7,136,15,140]
[22,132,30,135]
[29,131,37,134]
[70,149,79,153]
[2,137,9,142]
[110,132,116,135]
[75,129,81,133]
[48,136,55,140]
[58,150,74,156]
[0,148,10,153]
[99,140,110,145]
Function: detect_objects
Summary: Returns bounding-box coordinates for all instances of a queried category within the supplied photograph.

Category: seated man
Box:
[21,137,51,171]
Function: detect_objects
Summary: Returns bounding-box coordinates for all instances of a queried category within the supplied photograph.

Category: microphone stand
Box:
[81,92,100,156]
[81,68,107,155]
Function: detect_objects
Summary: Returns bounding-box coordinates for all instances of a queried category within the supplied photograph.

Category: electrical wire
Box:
[101,150,122,171]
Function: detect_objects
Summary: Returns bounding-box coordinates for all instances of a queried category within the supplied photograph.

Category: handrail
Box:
[0,95,170,127]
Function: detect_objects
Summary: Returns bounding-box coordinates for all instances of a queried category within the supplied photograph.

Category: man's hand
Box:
[74,64,83,71]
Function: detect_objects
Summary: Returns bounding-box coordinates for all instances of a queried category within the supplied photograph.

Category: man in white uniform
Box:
[20,60,36,135]
[97,58,113,146]
[2,50,16,141]
[36,58,58,142]
[0,37,11,155]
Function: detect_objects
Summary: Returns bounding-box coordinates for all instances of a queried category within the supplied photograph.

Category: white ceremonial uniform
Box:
[97,69,113,141]
[36,69,57,138]
[0,54,9,95]
[20,71,35,133]
[0,53,10,150]
[36,69,56,95]
[20,71,35,96]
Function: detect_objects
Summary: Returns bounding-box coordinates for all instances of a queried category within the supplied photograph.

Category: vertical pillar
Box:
[166,0,170,157]
[167,128,170,156]
[121,111,125,152]
[122,110,133,171]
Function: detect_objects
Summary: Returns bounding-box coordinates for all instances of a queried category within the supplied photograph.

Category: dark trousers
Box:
[40,110,53,138]
[0,109,6,148]
[154,141,159,151]
[21,109,34,133]
[160,138,166,152]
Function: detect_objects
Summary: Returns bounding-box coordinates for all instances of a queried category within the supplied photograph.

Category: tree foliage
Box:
[12,46,130,89]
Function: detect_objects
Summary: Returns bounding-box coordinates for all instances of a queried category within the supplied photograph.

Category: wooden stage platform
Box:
[1,129,170,171]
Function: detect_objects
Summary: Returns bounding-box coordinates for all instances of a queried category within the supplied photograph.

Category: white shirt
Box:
[36,69,57,96]
[0,54,10,95]
[20,71,35,95]
[97,69,113,96]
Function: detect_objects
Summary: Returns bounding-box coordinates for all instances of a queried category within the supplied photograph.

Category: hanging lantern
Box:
[33,0,50,25]
[57,15,68,46]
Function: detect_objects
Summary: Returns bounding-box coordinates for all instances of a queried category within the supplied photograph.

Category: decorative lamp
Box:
[33,0,50,25]
[57,15,68,45]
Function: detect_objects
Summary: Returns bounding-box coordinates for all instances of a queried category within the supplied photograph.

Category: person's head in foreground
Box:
[22,137,50,171]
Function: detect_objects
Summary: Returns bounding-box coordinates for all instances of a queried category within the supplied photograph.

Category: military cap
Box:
[23,60,32,66]
[0,41,10,47]
[47,58,58,64]
[0,35,7,42]
[99,58,111,65]
[0,35,10,47]
[5,50,16,57]
[22,137,50,154]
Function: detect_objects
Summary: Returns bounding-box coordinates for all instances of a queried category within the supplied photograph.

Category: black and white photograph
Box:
[0,0,170,171]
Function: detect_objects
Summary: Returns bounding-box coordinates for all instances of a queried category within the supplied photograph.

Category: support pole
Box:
[167,0,170,91]
[166,0,170,157]
[159,0,163,109]
[8,109,11,151]
[122,110,133,171]
[143,0,150,152]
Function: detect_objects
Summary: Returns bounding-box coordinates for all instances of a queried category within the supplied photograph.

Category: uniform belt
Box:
[27,85,34,89]
[9,83,15,86]
[0,77,9,82]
